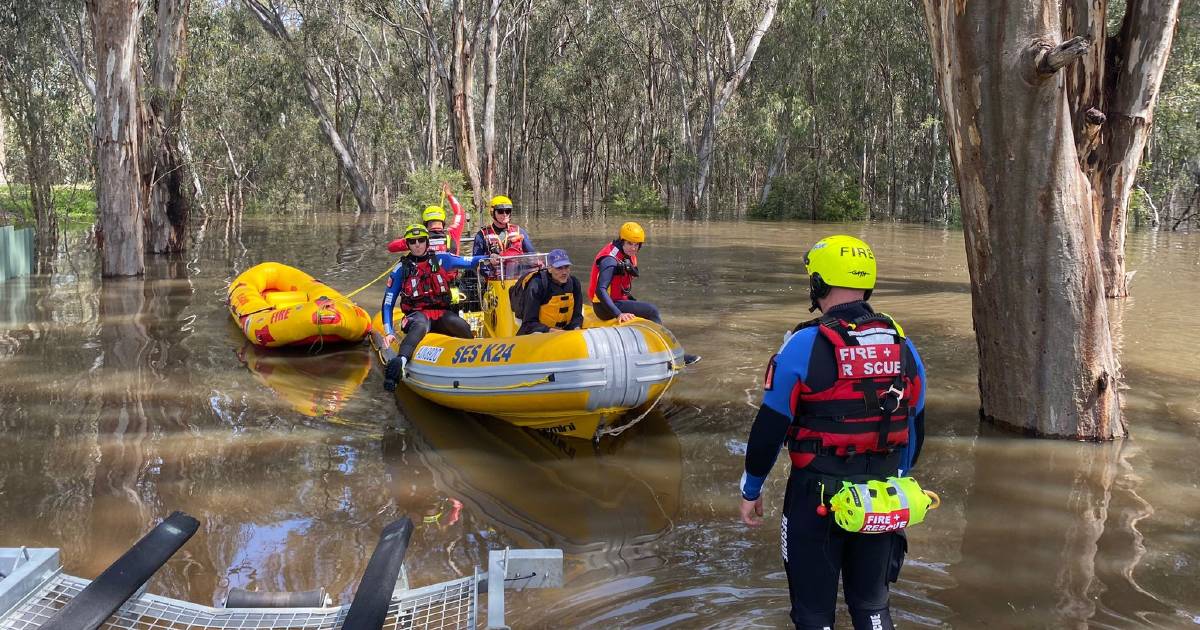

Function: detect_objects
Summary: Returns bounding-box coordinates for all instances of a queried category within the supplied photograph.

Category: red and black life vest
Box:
[588,242,638,302]
[398,255,456,318]
[480,223,525,257]
[785,313,919,470]
[428,229,452,253]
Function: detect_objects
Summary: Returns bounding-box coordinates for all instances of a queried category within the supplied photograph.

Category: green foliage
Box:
[606,177,668,216]
[0,184,96,224]
[394,166,469,221]
[751,173,866,222]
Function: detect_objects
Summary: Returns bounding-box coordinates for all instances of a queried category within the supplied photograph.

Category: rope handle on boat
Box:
[596,323,684,439]
[405,374,554,391]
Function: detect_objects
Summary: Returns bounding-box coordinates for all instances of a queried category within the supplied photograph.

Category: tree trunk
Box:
[450,0,483,214]
[145,0,191,254]
[921,2,1123,439]
[242,0,376,214]
[88,0,145,277]
[686,0,778,212]
[481,0,501,193]
[425,42,439,167]
[1089,0,1181,297]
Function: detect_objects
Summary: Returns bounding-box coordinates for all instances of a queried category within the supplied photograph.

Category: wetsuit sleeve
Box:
[472,230,487,256]
[387,238,410,253]
[566,278,584,330]
[519,277,550,333]
[741,328,816,501]
[520,227,536,253]
[446,192,465,242]
[436,253,488,271]
[900,339,927,474]
[381,264,407,335]
[594,257,621,314]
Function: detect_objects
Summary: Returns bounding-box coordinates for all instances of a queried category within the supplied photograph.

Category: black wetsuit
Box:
[741,301,927,630]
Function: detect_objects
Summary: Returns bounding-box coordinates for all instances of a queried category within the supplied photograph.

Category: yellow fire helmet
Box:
[422,205,447,224]
[403,224,430,240]
[804,234,877,290]
[828,476,940,534]
[619,221,646,244]
[489,195,514,212]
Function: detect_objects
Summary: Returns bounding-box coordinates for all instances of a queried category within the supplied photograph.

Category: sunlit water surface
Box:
[1,212,1197,628]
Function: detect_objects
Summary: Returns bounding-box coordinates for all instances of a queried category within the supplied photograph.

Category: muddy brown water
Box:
[1,213,1197,628]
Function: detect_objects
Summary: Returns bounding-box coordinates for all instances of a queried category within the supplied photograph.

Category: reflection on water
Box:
[0,215,1198,627]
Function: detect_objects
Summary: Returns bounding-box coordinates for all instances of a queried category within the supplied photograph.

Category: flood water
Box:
[1,212,1198,629]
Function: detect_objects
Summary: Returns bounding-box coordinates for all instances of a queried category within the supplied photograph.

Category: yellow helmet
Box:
[489,195,514,212]
[422,205,446,224]
[403,224,430,240]
[619,221,646,244]
[804,234,876,291]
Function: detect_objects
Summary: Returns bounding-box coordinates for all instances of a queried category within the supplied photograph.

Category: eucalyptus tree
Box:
[921,0,1180,439]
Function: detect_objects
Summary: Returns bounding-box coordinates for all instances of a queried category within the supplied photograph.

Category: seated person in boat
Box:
[388,181,467,254]
[472,194,536,278]
[589,222,700,365]
[515,248,583,336]
[381,224,497,390]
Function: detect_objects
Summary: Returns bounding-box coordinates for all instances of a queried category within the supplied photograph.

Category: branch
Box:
[1035,36,1090,75]
[52,13,96,100]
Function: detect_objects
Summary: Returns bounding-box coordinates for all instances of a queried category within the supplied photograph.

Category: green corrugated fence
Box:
[0,225,36,282]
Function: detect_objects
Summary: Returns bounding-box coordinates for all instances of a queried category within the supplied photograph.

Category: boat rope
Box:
[405,374,554,391]
[596,323,684,439]
[345,256,406,299]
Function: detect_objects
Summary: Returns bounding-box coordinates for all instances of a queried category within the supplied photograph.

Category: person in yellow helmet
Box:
[738,234,927,630]
[388,182,467,254]
[471,194,536,258]
[588,221,699,364]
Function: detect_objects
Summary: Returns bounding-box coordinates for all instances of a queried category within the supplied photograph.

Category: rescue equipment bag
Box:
[828,476,939,534]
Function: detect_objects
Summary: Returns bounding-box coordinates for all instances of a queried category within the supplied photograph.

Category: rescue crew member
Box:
[516,248,583,335]
[380,224,496,390]
[738,235,927,630]
[388,182,467,254]
[589,221,699,364]
[471,195,536,258]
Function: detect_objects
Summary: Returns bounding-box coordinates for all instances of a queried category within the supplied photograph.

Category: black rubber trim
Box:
[342,517,415,630]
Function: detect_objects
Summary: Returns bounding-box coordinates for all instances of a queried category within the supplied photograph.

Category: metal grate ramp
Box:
[0,572,476,630]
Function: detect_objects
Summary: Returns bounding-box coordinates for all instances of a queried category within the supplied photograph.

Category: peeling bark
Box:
[145,0,192,254]
[921,1,1124,439]
[88,0,145,277]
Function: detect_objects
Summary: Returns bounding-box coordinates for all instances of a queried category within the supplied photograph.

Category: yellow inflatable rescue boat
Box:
[229,262,372,347]
[372,254,685,440]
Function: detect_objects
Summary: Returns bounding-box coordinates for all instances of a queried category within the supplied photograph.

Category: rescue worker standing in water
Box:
[589,221,699,364]
[380,224,496,390]
[738,235,927,630]
[516,248,583,335]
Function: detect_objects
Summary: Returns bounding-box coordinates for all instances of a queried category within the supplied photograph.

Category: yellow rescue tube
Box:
[229,262,372,348]
[370,309,684,440]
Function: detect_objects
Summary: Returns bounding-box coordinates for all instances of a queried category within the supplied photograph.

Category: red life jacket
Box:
[786,314,918,470]
[480,223,525,257]
[588,242,638,302]
[399,255,455,319]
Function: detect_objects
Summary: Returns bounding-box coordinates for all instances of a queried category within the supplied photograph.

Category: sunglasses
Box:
[406,237,429,244]
[493,208,513,215]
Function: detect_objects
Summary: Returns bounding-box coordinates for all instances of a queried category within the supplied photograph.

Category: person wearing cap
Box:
[471,195,536,258]
[737,234,927,630]
[388,181,467,254]
[515,248,584,336]
[380,224,498,390]
[588,221,699,364]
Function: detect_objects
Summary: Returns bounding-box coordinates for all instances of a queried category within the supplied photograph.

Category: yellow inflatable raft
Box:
[229,262,372,348]
[372,254,685,440]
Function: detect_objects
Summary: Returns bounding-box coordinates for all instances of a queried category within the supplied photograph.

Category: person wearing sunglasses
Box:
[588,222,699,365]
[471,195,536,259]
[380,224,498,390]
[387,182,467,254]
